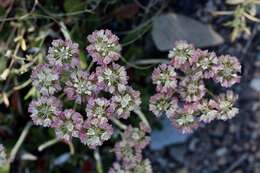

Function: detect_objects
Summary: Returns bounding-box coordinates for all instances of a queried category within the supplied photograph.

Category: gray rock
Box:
[151,13,224,51]
[250,77,260,92]
[215,147,228,156]
[150,117,190,150]
[170,145,187,163]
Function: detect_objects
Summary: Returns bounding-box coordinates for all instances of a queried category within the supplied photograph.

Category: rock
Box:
[150,117,190,150]
[250,77,260,92]
[215,147,228,157]
[151,13,224,51]
[170,145,187,163]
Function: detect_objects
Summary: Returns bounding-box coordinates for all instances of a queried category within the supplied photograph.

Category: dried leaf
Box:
[2,92,9,107]
[243,12,260,22]
[152,13,224,51]
[11,90,23,115]
[0,69,10,81]
[0,0,13,8]
[20,38,27,51]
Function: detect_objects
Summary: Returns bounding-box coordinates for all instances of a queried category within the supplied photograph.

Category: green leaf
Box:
[0,56,7,74]
[64,0,84,13]
[0,7,5,17]
[0,164,10,173]
[79,50,87,69]
[24,87,37,100]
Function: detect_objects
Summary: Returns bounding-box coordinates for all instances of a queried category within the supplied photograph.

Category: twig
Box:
[0,0,14,31]
[8,122,32,163]
[94,148,103,173]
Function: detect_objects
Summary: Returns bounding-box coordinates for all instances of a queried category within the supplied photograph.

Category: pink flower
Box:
[53,109,83,141]
[79,117,113,149]
[86,29,121,65]
[168,40,196,69]
[28,96,62,127]
[149,93,178,118]
[213,90,239,120]
[47,39,80,69]
[179,74,205,102]
[214,55,241,87]
[122,124,150,151]
[171,103,200,134]
[193,50,219,79]
[108,159,153,173]
[110,87,141,119]
[115,140,142,170]
[152,64,177,93]
[64,70,97,104]
[86,97,112,119]
[31,64,61,96]
[198,99,218,123]
[96,63,128,93]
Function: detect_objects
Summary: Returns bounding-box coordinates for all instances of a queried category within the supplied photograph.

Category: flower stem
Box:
[94,148,103,173]
[111,117,127,130]
[8,122,32,163]
[68,141,75,155]
[87,60,94,72]
[38,138,59,152]
[38,138,74,155]
[206,88,216,99]
[134,109,151,130]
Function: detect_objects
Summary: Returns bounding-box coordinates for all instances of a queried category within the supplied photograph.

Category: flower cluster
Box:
[86,29,121,65]
[0,144,6,166]
[150,41,241,133]
[109,123,152,173]
[47,39,80,69]
[29,31,148,157]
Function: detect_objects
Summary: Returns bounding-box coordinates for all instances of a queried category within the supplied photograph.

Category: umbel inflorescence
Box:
[150,41,241,133]
[28,30,152,171]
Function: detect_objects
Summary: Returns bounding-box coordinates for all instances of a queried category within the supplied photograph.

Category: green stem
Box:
[94,149,103,173]
[206,88,216,99]
[111,117,127,130]
[87,60,94,72]
[68,141,75,155]
[8,122,32,163]
[134,109,151,130]
[38,138,59,152]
